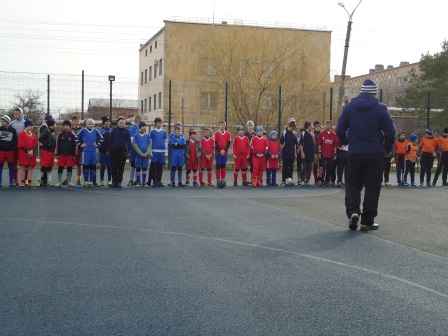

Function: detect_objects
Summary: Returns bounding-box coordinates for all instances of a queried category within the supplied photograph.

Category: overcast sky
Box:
[1,0,446,80]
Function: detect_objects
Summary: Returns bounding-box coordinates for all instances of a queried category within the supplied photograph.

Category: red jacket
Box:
[250,136,268,156]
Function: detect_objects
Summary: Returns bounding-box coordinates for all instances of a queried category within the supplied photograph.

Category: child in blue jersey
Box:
[98,116,112,186]
[149,117,167,187]
[76,118,103,188]
[170,125,187,187]
[128,115,142,186]
[132,121,151,187]
[167,120,184,186]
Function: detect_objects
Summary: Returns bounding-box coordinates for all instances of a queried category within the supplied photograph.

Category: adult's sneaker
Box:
[348,213,359,231]
[443,182,448,186]
[360,223,379,231]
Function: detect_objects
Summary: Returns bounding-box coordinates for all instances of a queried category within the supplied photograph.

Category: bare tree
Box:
[10,89,46,124]
[194,24,330,130]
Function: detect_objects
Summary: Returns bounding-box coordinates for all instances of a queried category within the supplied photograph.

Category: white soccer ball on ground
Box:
[285,178,294,186]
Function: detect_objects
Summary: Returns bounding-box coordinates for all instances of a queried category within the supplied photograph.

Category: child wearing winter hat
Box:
[17,119,38,187]
[98,116,112,186]
[403,134,419,187]
[279,117,297,184]
[36,119,56,187]
[267,130,282,186]
[55,120,77,187]
[132,121,151,187]
[250,126,268,187]
[394,131,407,185]
[185,129,201,186]
[77,118,103,187]
[419,129,439,187]
[0,115,18,187]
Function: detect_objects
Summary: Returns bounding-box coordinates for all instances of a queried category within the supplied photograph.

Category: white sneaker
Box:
[54,182,61,187]
[384,182,392,186]
[67,182,75,187]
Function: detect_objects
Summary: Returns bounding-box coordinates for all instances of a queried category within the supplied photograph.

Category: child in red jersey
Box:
[200,128,214,186]
[394,131,407,185]
[250,126,268,187]
[185,129,200,186]
[318,120,338,186]
[214,120,231,183]
[232,125,250,186]
[267,130,282,186]
[17,119,38,187]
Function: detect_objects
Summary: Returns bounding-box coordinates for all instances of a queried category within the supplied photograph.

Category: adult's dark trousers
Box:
[345,153,383,226]
[433,152,448,183]
[420,152,434,184]
[282,158,294,182]
[337,150,349,183]
[110,146,127,183]
[383,156,392,182]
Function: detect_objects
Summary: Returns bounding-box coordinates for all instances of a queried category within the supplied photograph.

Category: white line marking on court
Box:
[2,216,448,300]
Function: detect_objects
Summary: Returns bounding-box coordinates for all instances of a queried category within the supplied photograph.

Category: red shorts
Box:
[267,157,279,169]
[200,156,213,170]
[40,149,55,168]
[234,154,248,170]
[252,156,266,171]
[18,150,36,167]
[186,160,198,171]
[58,155,75,167]
[0,150,15,164]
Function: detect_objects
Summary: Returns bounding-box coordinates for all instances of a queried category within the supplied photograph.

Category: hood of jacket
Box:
[350,93,380,111]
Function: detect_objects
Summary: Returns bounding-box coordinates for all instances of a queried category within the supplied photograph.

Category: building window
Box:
[237,60,246,77]
[155,41,157,49]
[344,88,350,96]
[200,92,217,109]
[145,49,147,56]
[262,95,273,110]
[144,69,147,84]
[141,72,143,86]
[150,45,152,53]
[398,78,404,87]
[158,92,162,109]
[149,66,152,81]
[144,99,147,113]
[141,100,143,113]
[159,59,163,76]
[202,59,217,76]
[154,63,158,79]
[154,94,157,110]
[149,97,151,111]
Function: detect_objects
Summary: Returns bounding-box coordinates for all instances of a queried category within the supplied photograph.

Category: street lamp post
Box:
[337,0,363,118]
[108,75,115,121]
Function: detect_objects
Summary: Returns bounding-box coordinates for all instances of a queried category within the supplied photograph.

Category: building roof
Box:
[88,98,139,109]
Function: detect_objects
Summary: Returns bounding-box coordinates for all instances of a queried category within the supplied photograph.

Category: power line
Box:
[0,18,161,29]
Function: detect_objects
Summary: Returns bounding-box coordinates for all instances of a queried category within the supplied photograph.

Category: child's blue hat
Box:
[138,121,147,128]
[256,126,264,133]
[270,131,277,137]
[409,134,418,142]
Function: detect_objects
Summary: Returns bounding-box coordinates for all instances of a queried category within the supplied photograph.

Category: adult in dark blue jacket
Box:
[107,116,131,187]
[336,79,396,231]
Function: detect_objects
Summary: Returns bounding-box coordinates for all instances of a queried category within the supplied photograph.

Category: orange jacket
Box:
[419,136,438,154]
[394,140,408,155]
[406,142,418,161]
[438,135,448,152]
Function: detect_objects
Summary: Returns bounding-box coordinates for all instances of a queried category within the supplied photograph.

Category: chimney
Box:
[399,61,409,67]
[387,65,393,70]
[375,64,384,72]
[369,69,375,74]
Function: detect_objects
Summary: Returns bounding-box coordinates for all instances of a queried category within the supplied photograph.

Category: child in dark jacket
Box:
[0,115,18,187]
[107,116,130,188]
[37,119,56,187]
[299,121,315,185]
[55,120,77,187]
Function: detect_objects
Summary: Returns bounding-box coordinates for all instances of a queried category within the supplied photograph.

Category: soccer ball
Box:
[217,179,227,188]
[285,178,294,186]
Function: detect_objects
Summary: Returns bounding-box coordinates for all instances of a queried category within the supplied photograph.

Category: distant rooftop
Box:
[88,98,138,109]
[165,16,328,31]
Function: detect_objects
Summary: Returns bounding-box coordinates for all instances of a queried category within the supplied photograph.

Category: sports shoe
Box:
[403,182,409,187]
[233,182,238,186]
[200,182,207,186]
[304,181,311,186]
[348,213,359,231]
[242,181,250,186]
[27,182,35,187]
[317,181,323,186]
[207,183,214,187]
[411,183,417,187]
[185,181,190,186]
[127,180,134,186]
[280,182,285,186]
[193,181,199,186]
[326,182,334,187]
[9,183,16,188]
[77,181,82,186]
[47,181,53,187]
[272,183,279,186]
[384,181,392,186]
[178,182,185,187]
[432,181,436,187]
[256,181,263,187]
[443,182,448,186]
[54,182,61,187]
[419,182,424,187]
[427,182,432,187]
[360,223,379,231]
[157,182,165,187]
[108,181,113,186]
[251,181,256,187]
[171,181,176,187]
[134,182,142,187]
[20,181,26,187]
[92,182,98,187]
[116,182,122,188]
[67,182,75,187]
[167,182,173,187]
[62,180,68,186]
[35,180,41,187]
[100,180,105,187]
[84,182,90,188]
[337,181,343,187]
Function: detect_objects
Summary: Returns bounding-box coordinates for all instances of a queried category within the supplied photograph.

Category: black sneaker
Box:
[193,181,199,186]
[360,223,379,231]
[178,182,185,187]
[134,182,142,187]
[443,182,448,186]
[348,213,359,231]
[233,182,238,187]
[171,182,176,187]
[93,182,99,187]
[127,180,134,186]
[116,182,122,188]
[242,181,250,186]
[62,180,68,186]
[185,181,190,186]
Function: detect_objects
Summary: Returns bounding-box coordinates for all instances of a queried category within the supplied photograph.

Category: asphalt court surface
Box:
[1,170,448,335]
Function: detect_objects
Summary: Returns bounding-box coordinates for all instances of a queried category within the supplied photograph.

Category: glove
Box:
[318,152,322,160]
[333,152,337,160]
